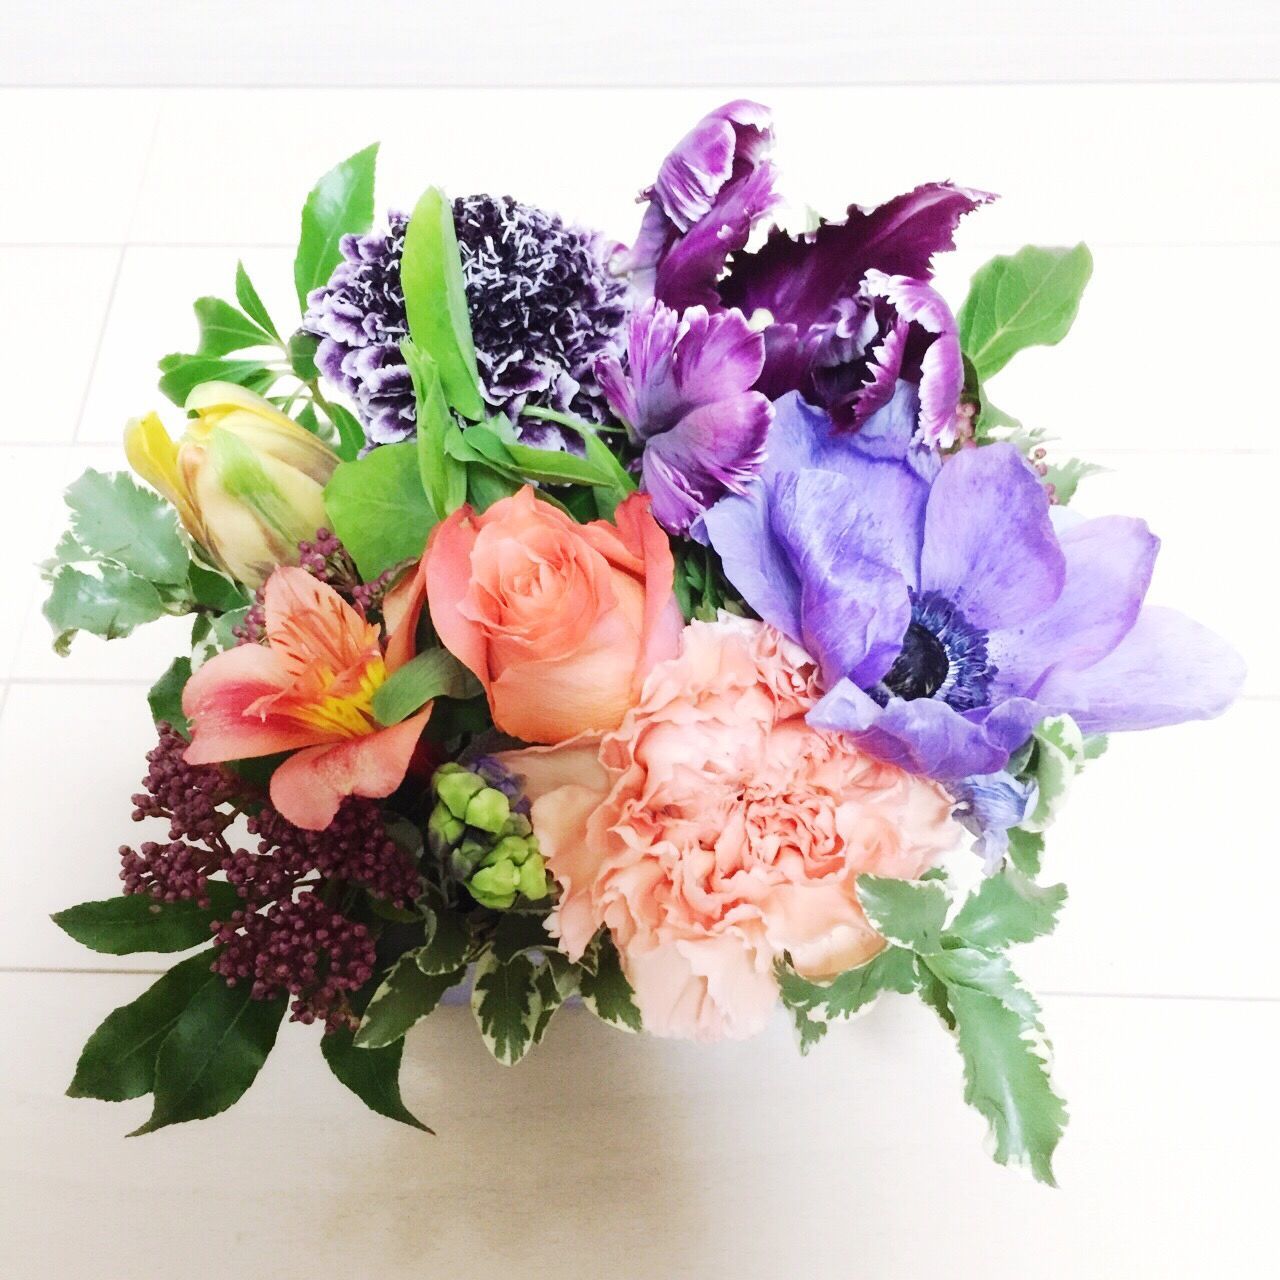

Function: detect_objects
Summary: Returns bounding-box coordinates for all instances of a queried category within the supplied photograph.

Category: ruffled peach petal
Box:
[267,706,433,830]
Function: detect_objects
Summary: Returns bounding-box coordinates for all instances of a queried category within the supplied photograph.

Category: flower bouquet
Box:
[46,101,1242,1182]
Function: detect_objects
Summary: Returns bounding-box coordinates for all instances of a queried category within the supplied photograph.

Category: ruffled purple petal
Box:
[1036,606,1246,733]
[920,443,1065,630]
[808,679,1040,780]
[767,470,912,687]
[951,771,1039,873]
[990,513,1159,700]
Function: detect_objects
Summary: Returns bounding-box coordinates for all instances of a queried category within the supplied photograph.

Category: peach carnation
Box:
[500,616,960,1041]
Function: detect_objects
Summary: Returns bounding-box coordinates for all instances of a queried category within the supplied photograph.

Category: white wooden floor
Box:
[1,81,1278,1278]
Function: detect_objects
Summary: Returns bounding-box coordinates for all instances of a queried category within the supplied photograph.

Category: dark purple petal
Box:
[808,679,1040,779]
[920,443,1065,630]
[990,514,1159,700]
[671,306,765,407]
[721,181,994,330]
[1036,606,1246,733]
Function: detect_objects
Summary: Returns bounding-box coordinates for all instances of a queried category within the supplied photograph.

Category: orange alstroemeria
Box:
[182,566,431,830]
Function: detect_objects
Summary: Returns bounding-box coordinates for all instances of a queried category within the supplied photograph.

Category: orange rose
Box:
[388,487,683,744]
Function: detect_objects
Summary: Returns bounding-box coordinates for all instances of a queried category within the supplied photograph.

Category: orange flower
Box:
[386,487,683,744]
[183,566,431,830]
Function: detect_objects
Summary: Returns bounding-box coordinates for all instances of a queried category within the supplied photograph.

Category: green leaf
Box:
[44,563,169,653]
[323,442,434,579]
[64,469,190,585]
[354,953,462,1049]
[1006,828,1045,877]
[287,330,320,381]
[1023,715,1086,832]
[52,885,241,955]
[1044,456,1104,506]
[157,353,274,406]
[187,562,250,612]
[234,260,280,341]
[498,434,619,489]
[131,981,285,1134]
[949,868,1066,950]
[922,947,1042,1022]
[293,143,379,310]
[415,901,470,975]
[400,186,485,420]
[148,656,192,735]
[947,984,1067,1185]
[372,646,481,726]
[578,937,643,1032]
[193,296,272,357]
[67,951,217,1102]
[776,947,916,1054]
[471,949,542,1065]
[856,876,949,954]
[403,340,468,519]
[490,912,556,966]
[322,1026,431,1131]
[958,243,1093,382]
[323,400,365,462]
[528,953,576,1047]
[915,956,956,1030]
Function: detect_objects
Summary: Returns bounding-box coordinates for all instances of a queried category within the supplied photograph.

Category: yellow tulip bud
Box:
[124,381,340,588]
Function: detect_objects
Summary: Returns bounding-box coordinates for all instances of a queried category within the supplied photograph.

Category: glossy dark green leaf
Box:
[147,655,192,736]
[321,1023,431,1131]
[131,981,285,1135]
[193,296,272,357]
[323,442,434,579]
[52,885,241,955]
[67,951,217,1102]
[64,469,190,585]
[234,260,281,341]
[293,143,379,309]
[401,186,485,420]
[372,647,481,726]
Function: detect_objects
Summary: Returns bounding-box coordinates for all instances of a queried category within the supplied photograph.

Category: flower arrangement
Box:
[45,101,1243,1183]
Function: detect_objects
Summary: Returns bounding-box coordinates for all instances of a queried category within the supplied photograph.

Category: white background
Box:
[1,5,1278,1278]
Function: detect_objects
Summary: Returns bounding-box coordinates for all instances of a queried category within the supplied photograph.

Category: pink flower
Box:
[183,566,431,831]
[500,616,959,1041]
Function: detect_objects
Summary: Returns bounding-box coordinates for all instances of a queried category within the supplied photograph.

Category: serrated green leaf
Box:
[856,876,949,953]
[578,937,643,1033]
[528,953,575,1047]
[148,656,192,735]
[947,984,1067,1185]
[1043,456,1104,506]
[415,904,469,975]
[64,469,190,585]
[322,1025,431,1131]
[401,186,485,421]
[354,953,462,1049]
[294,143,379,310]
[131,981,285,1134]
[323,400,365,462]
[923,947,1042,1022]
[372,646,480,726]
[958,243,1093,382]
[52,885,240,955]
[777,947,916,1054]
[157,352,274,406]
[44,564,170,653]
[322,442,433,580]
[1006,828,1045,877]
[949,868,1066,950]
[915,956,956,1030]
[234,260,280,341]
[193,296,272,357]
[1023,715,1086,832]
[67,950,216,1102]
[471,950,541,1065]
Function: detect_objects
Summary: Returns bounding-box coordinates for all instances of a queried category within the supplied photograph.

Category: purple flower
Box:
[623,100,780,311]
[952,772,1038,873]
[598,299,772,535]
[702,391,1245,780]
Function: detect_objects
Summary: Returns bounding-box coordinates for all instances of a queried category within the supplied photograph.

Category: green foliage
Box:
[131,980,286,1135]
[147,656,192,735]
[949,868,1066,950]
[777,947,917,1054]
[403,339,468,520]
[156,353,274,406]
[1022,715,1086,832]
[187,561,251,612]
[293,143,379,309]
[193,296,273,357]
[400,186,485,420]
[470,947,573,1066]
[67,951,217,1102]
[372,647,481,726]
[856,876,949,953]
[287,330,320,381]
[44,562,169,653]
[322,1024,431,1131]
[355,953,463,1050]
[234,260,281,341]
[415,898,471,975]
[958,243,1094,381]
[52,885,241,955]
[322,401,365,462]
[323,442,434,579]
[1044,456,1104,506]
[577,937,643,1033]
[1006,828,1045,877]
[64,469,189,585]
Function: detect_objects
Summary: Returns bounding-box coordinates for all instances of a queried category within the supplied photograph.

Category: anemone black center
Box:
[883,622,951,701]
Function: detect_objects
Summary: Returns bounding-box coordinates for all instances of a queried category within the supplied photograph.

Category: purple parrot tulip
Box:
[702,390,1245,780]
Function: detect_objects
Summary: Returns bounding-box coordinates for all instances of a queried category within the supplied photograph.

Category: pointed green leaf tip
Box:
[957,243,1093,382]
[294,143,379,310]
[855,876,949,953]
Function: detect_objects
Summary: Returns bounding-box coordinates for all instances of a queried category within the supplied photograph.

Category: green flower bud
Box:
[481,835,533,869]
[435,766,487,819]
[468,861,521,910]
[517,853,550,902]
[427,802,465,851]
[464,787,511,834]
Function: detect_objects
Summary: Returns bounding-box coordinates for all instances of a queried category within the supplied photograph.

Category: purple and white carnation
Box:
[703,389,1246,781]
[304,195,628,446]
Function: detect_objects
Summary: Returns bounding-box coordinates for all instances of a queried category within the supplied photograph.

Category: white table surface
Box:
[1,61,1278,1280]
